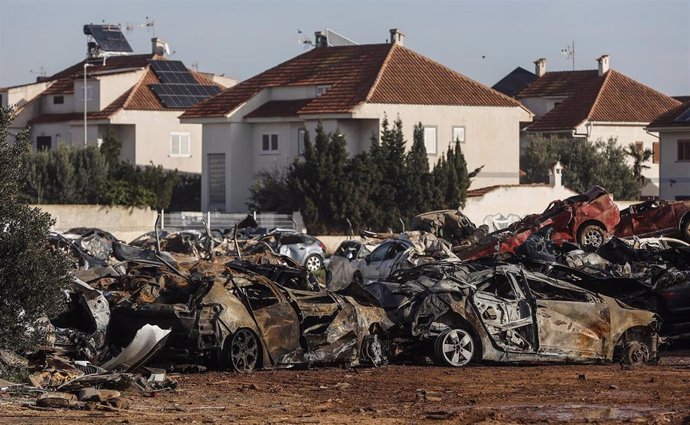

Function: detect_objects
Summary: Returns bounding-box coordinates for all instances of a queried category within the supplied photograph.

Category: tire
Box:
[681,217,690,243]
[304,254,323,272]
[434,328,476,367]
[225,329,260,373]
[578,224,605,249]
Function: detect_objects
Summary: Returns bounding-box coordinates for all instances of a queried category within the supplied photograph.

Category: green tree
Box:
[521,134,642,200]
[0,107,70,353]
[624,143,653,182]
[247,168,296,214]
[403,123,432,218]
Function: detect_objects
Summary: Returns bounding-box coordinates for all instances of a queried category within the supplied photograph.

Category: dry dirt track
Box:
[2,353,690,424]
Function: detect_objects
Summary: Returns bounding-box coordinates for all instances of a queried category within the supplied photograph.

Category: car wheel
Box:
[620,340,651,366]
[226,328,260,373]
[304,254,323,272]
[682,217,690,243]
[434,328,476,367]
[353,271,364,285]
[578,224,605,249]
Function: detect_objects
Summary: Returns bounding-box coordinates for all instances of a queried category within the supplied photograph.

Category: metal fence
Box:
[162,211,299,232]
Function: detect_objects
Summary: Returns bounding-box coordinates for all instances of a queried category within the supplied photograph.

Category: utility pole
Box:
[83,62,92,147]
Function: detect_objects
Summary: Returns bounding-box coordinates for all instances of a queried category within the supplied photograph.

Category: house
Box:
[647,101,690,200]
[0,25,235,174]
[506,56,681,198]
[180,29,532,212]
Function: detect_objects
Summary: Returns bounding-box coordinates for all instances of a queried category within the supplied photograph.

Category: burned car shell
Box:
[367,263,658,366]
[326,240,379,291]
[108,261,391,372]
[615,200,690,242]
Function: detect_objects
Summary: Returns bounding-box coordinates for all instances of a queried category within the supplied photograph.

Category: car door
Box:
[472,272,537,353]
[631,202,676,236]
[239,279,302,363]
[524,276,611,359]
[376,242,409,279]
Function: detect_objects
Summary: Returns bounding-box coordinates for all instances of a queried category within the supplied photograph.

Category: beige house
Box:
[509,56,681,199]
[647,102,690,200]
[1,37,235,174]
[181,29,532,212]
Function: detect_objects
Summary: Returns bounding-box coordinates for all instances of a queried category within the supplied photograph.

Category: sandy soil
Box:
[2,352,690,424]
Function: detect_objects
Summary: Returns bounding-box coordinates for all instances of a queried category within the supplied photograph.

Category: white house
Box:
[181,29,532,212]
[508,56,681,199]
[1,28,235,174]
[647,101,690,200]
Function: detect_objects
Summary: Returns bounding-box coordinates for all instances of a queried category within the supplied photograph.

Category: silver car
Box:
[260,231,326,272]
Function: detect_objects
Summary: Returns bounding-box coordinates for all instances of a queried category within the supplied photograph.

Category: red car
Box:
[455,187,620,260]
[615,200,690,242]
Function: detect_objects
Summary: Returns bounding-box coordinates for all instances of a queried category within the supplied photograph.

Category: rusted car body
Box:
[454,187,620,260]
[365,263,659,367]
[615,200,690,242]
[105,260,391,372]
[411,209,488,247]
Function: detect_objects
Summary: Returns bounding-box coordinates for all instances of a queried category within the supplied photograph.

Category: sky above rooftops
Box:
[1,0,687,96]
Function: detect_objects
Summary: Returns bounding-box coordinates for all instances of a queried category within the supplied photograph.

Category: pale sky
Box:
[1,0,688,95]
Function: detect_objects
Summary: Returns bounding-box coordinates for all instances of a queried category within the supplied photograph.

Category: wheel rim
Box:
[230,329,259,373]
[628,342,650,365]
[440,329,474,367]
[582,228,603,247]
[305,256,321,272]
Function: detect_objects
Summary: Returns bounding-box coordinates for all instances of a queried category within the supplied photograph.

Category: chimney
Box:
[314,31,328,48]
[597,54,610,76]
[534,58,546,77]
[549,161,563,187]
[151,37,169,56]
[389,28,404,46]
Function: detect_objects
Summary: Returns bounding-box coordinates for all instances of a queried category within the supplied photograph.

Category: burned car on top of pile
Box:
[454,186,620,260]
[615,199,690,242]
[364,262,660,367]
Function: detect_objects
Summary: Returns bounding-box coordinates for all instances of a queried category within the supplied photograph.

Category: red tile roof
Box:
[181,43,521,119]
[26,55,225,123]
[521,70,681,132]
[648,101,690,129]
[244,99,313,118]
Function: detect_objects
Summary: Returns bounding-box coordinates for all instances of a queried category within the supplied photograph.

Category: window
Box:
[678,139,690,161]
[316,85,330,96]
[53,95,64,105]
[635,141,644,152]
[423,126,437,154]
[452,126,465,143]
[369,243,393,262]
[653,142,660,164]
[170,132,191,157]
[298,129,306,155]
[262,133,279,152]
[36,136,51,151]
[242,282,280,310]
[208,153,226,204]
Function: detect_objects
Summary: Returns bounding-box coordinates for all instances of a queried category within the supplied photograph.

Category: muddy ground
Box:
[2,352,690,424]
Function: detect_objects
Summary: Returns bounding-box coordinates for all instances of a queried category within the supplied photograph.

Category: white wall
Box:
[42,94,74,114]
[520,97,567,118]
[658,129,690,200]
[462,185,578,231]
[356,103,530,189]
[97,71,144,109]
[112,110,203,173]
[578,122,660,197]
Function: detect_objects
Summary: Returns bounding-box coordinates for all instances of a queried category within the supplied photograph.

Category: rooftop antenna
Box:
[30,66,47,77]
[295,29,314,49]
[561,40,575,71]
[125,16,156,37]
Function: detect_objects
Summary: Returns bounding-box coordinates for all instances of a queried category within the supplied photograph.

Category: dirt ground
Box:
[2,352,690,424]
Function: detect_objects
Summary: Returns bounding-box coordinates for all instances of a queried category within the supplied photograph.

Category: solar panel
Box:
[83,25,133,53]
[149,60,198,84]
[150,84,221,108]
[674,108,690,123]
